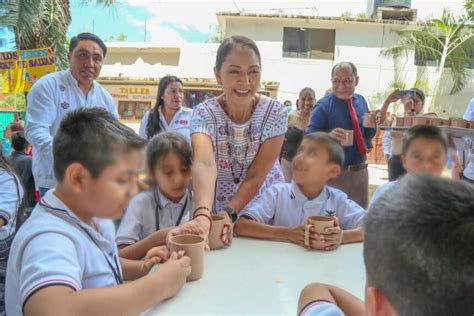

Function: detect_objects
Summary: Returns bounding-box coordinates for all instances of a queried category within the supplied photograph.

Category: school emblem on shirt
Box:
[178,120,188,125]
[61,101,70,109]
[325,210,336,217]
[59,84,66,91]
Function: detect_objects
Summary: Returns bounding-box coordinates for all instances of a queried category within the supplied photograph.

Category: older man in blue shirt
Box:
[306,62,375,208]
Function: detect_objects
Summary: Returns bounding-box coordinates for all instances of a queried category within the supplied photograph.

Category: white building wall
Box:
[222,16,473,117]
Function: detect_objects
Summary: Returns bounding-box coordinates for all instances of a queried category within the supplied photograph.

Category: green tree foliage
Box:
[381,8,474,112]
[0,0,117,70]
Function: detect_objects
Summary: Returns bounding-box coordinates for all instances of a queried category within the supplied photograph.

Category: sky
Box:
[66,0,465,45]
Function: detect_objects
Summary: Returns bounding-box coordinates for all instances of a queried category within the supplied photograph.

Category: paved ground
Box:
[368,164,389,202]
[368,164,389,186]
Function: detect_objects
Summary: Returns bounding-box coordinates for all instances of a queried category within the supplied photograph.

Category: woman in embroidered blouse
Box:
[168,35,288,245]
[139,75,193,144]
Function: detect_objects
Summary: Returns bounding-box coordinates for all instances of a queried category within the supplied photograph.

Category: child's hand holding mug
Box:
[287,225,319,249]
[304,216,341,251]
[143,245,171,269]
[319,220,343,251]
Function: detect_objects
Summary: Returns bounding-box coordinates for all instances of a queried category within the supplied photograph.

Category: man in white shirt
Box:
[25,33,117,196]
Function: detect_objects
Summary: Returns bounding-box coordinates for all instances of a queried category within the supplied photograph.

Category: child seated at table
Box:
[371,125,448,204]
[5,109,191,315]
[297,174,474,315]
[117,132,194,260]
[235,132,366,250]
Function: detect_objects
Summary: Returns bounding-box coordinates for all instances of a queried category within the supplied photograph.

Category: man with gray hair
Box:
[306,62,375,208]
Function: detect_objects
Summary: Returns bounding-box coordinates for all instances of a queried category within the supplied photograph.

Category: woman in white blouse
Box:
[139,75,192,144]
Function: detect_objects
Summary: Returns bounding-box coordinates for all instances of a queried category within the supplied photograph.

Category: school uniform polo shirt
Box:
[5,190,122,315]
[139,106,193,144]
[300,301,344,316]
[25,69,117,189]
[370,181,398,206]
[0,170,23,240]
[116,189,193,247]
[240,182,366,229]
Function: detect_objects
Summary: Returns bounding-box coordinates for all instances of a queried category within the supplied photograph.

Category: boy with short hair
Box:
[9,132,35,208]
[371,125,448,204]
[235,132,366,250]
[6,108,191,315]
[297,174,474,315]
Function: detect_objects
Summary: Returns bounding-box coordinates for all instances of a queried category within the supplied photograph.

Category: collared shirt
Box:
[116,188,193,247]
[370,180,398,206]
[240,181,366,229]
[139,106,193,144]
[191,95,287,212]
[6,189,121,315]
[306,93,376,166]
[300,301,344,316]
[25,69,117,189]
[0,170,23,240]
[383,131,392,157]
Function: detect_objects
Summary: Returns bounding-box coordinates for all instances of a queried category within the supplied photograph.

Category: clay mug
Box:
[412,116,430,126]
[395,116,405,127]
[362,113,376,128]
[450,118,468,128]
[169,234,205,281]
[340,130,354,146]
[208,215,231,250]
[304,216,335,248]
[403,116,413,127]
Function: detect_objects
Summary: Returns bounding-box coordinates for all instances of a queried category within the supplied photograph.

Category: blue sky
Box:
[68,1,231,44]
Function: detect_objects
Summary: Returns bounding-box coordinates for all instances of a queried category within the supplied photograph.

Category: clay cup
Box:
[169,234,205,281]
[340,130,354,146]
[209,215,231,250]
[304,216,335,248]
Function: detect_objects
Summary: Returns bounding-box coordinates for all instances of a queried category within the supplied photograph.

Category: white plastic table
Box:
[144,237,365,316]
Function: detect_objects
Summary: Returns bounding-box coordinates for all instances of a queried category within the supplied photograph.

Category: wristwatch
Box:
[223,206,236,216]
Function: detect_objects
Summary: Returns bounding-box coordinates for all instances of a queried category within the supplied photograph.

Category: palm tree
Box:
[0,0,116,70]
[380,8,474,112]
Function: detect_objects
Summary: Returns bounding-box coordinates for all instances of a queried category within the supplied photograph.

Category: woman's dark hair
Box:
[299,87,316,98]
[146,75,183,140]
[215,35,261,71]
[146,132,192,175]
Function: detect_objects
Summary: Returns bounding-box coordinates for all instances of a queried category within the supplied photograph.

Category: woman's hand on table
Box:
[167,216,211,250]
[216,210,233,246]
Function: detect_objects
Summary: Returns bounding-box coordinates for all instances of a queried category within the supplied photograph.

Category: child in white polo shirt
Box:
[371,125,448,205]
[117,132,194,260]
[235,132,366,250]
[5,109,191,315]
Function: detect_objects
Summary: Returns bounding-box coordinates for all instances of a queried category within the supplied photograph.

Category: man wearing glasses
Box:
[306,61,375,209]
[25,33,117,196]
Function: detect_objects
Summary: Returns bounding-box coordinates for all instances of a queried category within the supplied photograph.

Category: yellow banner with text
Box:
[0,47,56,93]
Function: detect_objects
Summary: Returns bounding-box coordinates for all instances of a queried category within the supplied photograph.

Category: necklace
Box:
[221,95,258,184]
